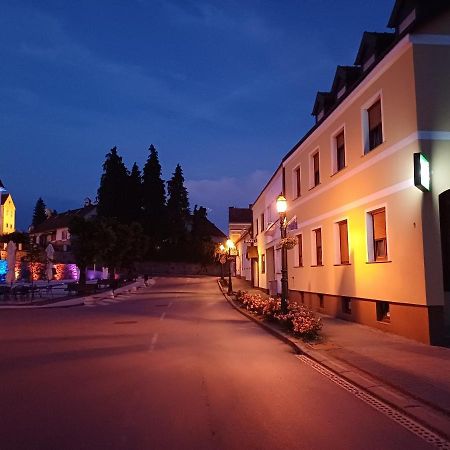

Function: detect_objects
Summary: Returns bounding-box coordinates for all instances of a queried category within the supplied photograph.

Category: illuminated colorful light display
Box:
[0,260,8,283]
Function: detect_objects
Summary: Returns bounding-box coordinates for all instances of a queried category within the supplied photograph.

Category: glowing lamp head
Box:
[219,244,225,252]
[276,195,287,214]
[226,239,235,250]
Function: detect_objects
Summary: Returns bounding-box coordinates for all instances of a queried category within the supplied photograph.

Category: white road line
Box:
[149,333,159,352]
[160,312,166,321]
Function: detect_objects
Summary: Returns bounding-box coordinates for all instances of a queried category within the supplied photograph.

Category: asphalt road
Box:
[0,276,435,450]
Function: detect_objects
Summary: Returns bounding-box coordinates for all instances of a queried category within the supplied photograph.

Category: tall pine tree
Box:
[126,162,142,223]
[32,197,47,227]
[167,164,190,242]
[97,147,129,223]
[142,145,166,246]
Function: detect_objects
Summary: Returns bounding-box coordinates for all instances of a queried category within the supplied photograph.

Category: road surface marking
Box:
[296,355,450,449]
[160,312,166,321]
[149,333,159,352]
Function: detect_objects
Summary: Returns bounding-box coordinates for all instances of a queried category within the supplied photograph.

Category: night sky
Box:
[1,0,394,233]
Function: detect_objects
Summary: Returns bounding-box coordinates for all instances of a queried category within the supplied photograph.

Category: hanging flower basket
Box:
[280,236,298,250]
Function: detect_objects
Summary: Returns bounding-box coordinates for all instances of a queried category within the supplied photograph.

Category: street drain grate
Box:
[296,355,450,449]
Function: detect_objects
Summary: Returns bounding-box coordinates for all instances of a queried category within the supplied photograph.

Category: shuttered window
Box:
[338,220,349,264]
[372,208,387,261]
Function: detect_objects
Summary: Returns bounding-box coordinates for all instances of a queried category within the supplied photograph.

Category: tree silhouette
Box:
[167,164,190,245]
[97,147,129,223]
[32,198,47,227]
[127,162,142,223]
[142,145,167,252]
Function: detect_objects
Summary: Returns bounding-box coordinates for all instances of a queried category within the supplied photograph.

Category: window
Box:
[371,208,387,261]
[312,152,320,186]
[294,166,301,198]
[376,301,390,322]
[313,228,323,266]
[319,294,324,308]
[338,220,350,264]
[367,99,383,151]
[61,230,68,240]
[296,234,303,267]
[342,297,351,314]
[335,130,346,172]
[255,219,259,236]
[261,213,265,232]
[261,254,266,274]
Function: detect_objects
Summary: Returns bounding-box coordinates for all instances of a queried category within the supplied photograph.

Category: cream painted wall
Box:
[281,44,439,306]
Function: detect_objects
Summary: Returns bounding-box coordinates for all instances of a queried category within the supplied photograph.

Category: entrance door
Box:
[439,190,450,291]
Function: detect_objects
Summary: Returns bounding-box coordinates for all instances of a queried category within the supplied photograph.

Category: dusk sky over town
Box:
[2,0,394,233]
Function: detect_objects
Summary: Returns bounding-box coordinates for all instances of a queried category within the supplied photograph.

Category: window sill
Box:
[366,260,392,264]
[377,318,391,324]
[330,167,347,177]
[334,263,351,266]
[362,140,385,156]
[308,183,321,191]
[311,264,324,267]
[293,265,303,268]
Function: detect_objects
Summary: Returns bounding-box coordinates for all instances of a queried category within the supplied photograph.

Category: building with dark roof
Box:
[29,204,97,253]
[250,0,450,344]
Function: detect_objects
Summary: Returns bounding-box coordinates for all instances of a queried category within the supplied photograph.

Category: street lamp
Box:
[226,239,235,295]
[219,244,226,282]
[276,194,288,314]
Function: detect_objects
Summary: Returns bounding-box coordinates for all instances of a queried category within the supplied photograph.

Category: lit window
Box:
[367,208,388,262]
[338,220,349,264]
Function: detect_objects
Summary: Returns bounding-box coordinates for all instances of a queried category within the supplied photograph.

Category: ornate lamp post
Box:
[226,239,235,295]
[276,194,288,314]
[219,244,226,282]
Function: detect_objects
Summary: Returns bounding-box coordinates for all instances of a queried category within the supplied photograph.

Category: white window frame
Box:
[365,204,390,262]
[330,124,346,174]
[361,90,385,155]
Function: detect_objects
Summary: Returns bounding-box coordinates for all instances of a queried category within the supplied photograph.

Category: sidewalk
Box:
[224,277,450,440]
[0,279,145,309]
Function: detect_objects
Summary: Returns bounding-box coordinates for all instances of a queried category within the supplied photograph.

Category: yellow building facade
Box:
[252,2,450,344]
[1,193,16,235]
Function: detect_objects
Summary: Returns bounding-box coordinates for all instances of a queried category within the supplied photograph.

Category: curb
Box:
[217,280,450,442]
